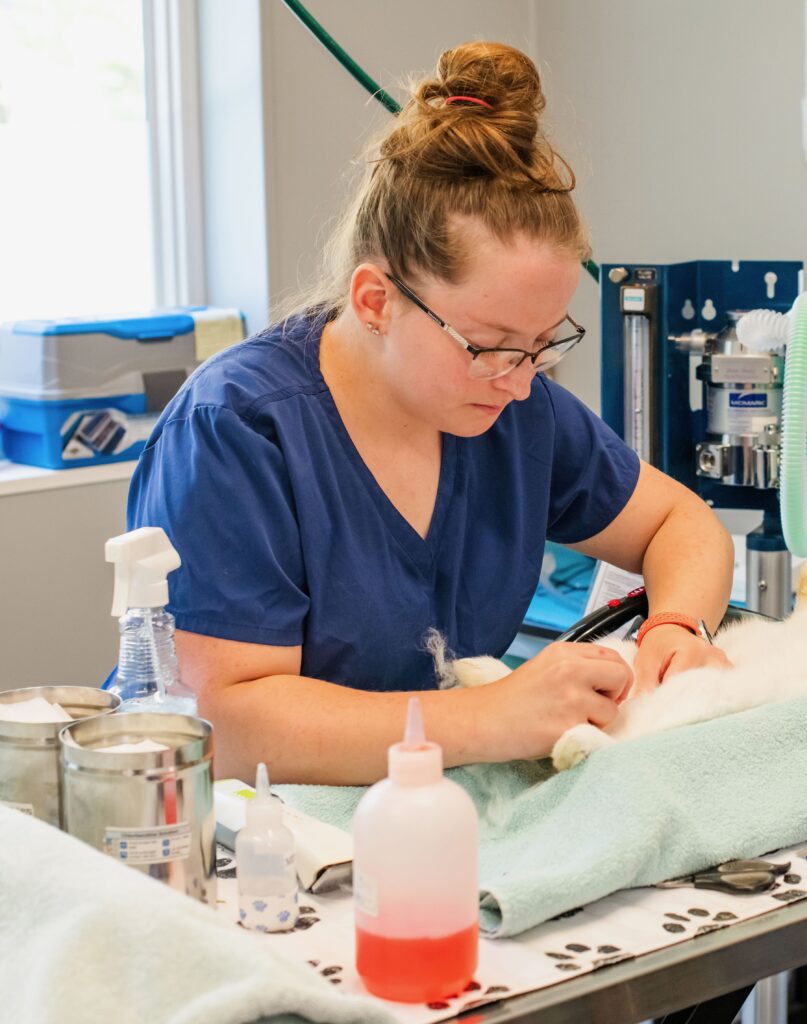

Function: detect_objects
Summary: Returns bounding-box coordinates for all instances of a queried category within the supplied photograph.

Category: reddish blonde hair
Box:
[278,42,590,323]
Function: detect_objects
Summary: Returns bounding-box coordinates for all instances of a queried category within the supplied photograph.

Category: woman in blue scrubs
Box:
[129,42,733,783]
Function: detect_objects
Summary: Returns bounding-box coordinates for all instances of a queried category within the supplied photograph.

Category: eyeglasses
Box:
[386,273,585,380]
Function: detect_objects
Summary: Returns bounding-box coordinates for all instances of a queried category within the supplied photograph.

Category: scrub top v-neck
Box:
[128,313,640,692]
[314,347,458,573]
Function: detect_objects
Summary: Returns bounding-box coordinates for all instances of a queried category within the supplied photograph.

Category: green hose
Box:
[280,0,401,115]
[780,293,807,556]
[279,0,601,284]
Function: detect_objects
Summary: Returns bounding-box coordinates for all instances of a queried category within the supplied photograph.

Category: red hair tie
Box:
[445,95,494,110]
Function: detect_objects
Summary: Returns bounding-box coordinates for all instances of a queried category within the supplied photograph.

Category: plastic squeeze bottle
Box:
[236,763,299,932]
[352,698,479,1002]
[105,527,197,715]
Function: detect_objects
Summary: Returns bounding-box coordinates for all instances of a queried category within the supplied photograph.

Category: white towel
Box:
[0,806,394,1024]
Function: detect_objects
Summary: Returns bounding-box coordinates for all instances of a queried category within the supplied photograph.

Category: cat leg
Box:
[552,723,616,771]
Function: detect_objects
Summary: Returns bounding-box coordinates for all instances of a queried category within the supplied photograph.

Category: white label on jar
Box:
[353,868,379,917]
[103,822,192,865]
[3,801,34,816]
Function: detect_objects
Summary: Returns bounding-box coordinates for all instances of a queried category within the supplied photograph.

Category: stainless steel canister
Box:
[60,712,216,905]
[0,686,121,827]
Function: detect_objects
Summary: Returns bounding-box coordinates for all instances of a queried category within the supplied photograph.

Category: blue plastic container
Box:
[0,309,243,469]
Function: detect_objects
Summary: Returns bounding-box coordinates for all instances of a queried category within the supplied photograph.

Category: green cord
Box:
[280,0,401,116]
[279,0,601,283]
[582,259,600,284]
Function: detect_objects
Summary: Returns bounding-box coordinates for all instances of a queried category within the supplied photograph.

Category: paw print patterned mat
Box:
[215,843,807,1024]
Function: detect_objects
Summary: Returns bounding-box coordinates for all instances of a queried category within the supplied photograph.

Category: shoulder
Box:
[533,374,622,445]
[153,313,328,438]
[533,373,584,419]
[487,374,585,460]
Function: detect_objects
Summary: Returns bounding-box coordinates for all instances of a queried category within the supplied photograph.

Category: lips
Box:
[471,403,507,414]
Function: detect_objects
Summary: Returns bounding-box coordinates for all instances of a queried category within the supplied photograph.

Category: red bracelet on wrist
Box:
[635,613,700,648]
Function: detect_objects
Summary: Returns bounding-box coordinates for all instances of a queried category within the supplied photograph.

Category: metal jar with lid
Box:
[0,685,121,827]
[60,712,216,904]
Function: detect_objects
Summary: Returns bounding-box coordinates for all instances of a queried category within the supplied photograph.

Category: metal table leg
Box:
[740,973,789,1024]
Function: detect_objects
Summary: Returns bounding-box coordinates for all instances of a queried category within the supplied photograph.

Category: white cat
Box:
[430,577,807,773]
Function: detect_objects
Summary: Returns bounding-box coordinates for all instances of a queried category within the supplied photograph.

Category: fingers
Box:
[586,659,633,699]
[586,692,621,729]
[539,641,633,699]
[615,677,635,704]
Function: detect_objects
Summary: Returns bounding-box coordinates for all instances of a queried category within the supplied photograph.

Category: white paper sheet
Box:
[213,843,807,1023]
[0,697,72,723]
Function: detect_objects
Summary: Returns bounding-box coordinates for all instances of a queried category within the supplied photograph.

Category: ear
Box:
[349,263,395,333]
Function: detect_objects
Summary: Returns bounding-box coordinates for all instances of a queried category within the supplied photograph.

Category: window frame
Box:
[142,0,206,308]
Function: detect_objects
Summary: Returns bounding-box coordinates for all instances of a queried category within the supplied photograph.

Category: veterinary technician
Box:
[128,42,734,785]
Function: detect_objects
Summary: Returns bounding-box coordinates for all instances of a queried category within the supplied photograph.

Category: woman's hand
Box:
[474,641,633,761]
[632,624,733,694]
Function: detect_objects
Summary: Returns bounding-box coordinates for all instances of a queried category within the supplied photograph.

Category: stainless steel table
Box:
[462,899,807,1024]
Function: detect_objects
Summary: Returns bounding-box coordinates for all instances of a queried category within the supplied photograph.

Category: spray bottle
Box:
[236,762,298,931]
[352,698,479,1003]
[105,527,197,715]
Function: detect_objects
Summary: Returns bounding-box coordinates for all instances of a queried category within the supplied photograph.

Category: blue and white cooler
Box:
[0,308,244,468]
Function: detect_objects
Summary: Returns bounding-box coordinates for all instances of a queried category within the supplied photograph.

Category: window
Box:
[0,0,203,323]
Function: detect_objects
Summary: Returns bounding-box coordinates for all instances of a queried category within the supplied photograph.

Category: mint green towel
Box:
[277,697,807,938]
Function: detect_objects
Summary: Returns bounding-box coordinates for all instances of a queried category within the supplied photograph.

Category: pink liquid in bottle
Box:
[356,923,478,1002]
[353,699,479,1003]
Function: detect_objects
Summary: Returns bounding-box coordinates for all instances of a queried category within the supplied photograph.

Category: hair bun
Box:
[379,41,573,192]
[430,42,544,118]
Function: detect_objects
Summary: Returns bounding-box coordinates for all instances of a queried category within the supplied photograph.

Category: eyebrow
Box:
[474,315,568,336]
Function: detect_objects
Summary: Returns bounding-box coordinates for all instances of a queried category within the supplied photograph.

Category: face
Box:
[380,229,582,437]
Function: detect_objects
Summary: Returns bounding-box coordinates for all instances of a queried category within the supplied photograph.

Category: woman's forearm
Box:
[200,674,491,785]
[641,493,734,632]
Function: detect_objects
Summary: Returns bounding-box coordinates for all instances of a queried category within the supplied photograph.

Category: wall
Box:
[539,0,807,411]
[259,0,538,312]
[0,477,128,689]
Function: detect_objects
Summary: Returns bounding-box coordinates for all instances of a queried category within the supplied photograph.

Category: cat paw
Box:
[552,724,613,771]
[453,656,511,688]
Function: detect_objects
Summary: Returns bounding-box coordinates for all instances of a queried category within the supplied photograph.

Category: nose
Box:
[491,360,535,401]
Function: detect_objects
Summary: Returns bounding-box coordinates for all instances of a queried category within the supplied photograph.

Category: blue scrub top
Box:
[128,313,640,692]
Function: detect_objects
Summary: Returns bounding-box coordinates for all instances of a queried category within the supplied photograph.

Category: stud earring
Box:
[365,322,381,336]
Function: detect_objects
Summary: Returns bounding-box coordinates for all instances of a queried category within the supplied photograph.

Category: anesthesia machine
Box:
[601,260,806,619]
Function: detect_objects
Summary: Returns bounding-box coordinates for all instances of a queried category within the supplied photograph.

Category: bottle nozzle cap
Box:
[404,696,425,746]
[256,761,271,799]
[389,698,442,785]
[246,761,282,826]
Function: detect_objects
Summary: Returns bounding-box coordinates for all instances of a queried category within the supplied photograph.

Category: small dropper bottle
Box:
[236,763,298,932]
[353,698,479,1002]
